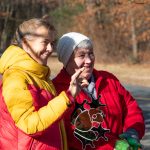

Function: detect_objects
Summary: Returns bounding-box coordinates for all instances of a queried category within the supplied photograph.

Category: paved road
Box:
[125,85,150,150]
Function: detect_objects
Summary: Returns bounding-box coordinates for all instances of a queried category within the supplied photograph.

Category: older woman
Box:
[53,32,145,150]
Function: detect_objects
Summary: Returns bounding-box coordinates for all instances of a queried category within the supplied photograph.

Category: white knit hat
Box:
[56,32,90,67]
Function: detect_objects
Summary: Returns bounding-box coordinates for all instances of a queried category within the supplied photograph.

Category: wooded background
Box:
[0,0,150,63]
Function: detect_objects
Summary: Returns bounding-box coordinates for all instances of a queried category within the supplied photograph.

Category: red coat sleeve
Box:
[116,80,145,139]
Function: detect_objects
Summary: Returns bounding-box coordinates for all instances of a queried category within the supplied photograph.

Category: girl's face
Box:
[66,48,95,80]
[22,26,54,65]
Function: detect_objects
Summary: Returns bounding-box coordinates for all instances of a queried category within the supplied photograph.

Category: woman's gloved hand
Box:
[115,129,143,150]
[115,139,130,150]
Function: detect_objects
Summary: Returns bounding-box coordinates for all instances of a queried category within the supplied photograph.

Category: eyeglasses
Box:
[74,52,95,60]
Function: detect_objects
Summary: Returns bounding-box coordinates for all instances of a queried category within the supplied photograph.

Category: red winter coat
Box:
[53,68,145,150]
[0,46,71,150]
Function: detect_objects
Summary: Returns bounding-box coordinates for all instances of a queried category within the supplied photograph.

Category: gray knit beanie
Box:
[56,32,90,67]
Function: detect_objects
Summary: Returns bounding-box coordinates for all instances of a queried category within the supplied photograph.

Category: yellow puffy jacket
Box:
[0,45,70,150]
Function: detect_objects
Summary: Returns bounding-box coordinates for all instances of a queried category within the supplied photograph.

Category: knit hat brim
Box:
[56,32,90,67]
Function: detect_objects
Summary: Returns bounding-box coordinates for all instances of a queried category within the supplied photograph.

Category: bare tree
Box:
[58,0,64,8]
[129,7,138,61]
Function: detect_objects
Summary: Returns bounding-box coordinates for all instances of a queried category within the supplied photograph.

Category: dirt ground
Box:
[48,57,150,88]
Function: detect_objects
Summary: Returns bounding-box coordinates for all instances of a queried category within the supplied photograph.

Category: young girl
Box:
[0,19,87,150]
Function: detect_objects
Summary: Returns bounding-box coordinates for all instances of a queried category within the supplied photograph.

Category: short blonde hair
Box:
[11,18,56,46]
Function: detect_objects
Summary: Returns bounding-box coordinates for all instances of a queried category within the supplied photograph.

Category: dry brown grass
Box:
[48,57,150,88]
[95,63,150,88]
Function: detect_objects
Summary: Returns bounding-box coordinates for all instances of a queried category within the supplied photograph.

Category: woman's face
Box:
[22,26,54,65]
[66,48,95,80]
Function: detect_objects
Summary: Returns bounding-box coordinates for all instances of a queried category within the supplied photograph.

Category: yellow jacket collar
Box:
[0,45,50,79]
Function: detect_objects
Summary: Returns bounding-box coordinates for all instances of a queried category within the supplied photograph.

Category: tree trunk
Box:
[58,0,64,8]
[129,6,138,61]
[0,3,10,51]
